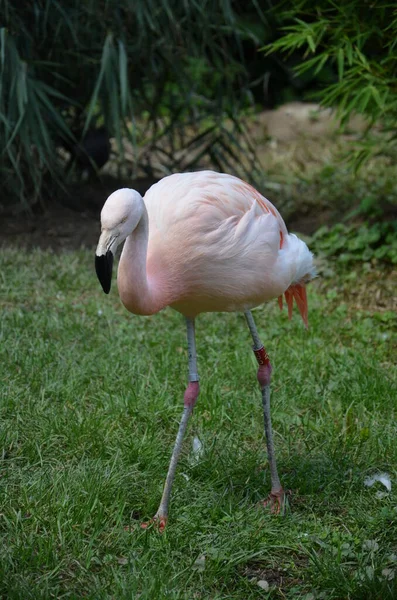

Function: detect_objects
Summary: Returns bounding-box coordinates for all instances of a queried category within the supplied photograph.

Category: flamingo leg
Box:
[244,311,286,514]
[141,317,200,532]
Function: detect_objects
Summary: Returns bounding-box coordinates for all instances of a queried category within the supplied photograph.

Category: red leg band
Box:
[254,347,272,387]
[254,346,270,366]
[184,381,200,408]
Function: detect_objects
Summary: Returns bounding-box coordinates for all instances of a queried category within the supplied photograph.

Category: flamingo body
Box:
[98,171,315,321]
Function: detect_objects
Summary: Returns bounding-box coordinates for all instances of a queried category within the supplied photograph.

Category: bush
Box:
[0,0,269,210]
[265,1,397,169]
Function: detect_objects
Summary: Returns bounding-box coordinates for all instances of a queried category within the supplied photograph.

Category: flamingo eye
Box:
[120,216,128,224]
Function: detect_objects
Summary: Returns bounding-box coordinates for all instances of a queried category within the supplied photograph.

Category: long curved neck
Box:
[117,201,163,316]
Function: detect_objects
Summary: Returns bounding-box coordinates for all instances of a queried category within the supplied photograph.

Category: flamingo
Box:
[95,170,315,531]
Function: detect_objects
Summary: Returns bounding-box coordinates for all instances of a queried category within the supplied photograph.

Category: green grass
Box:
[0,248,396,599]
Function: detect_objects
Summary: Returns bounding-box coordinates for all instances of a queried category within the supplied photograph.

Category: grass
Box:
[0,247,396,599]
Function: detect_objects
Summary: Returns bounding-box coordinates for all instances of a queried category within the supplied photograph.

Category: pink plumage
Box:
[98,170,315,322]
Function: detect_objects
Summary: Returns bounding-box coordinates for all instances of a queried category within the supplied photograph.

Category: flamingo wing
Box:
[143,171,293,315]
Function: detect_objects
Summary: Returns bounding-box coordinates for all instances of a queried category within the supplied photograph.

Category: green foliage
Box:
[0,0,267,209]
[0,27,74,209]
[0,247,396,598]
[311,222,397,265]
[265,1,397,168]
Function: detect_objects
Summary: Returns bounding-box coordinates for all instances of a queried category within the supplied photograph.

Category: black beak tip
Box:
[95,251,114,294]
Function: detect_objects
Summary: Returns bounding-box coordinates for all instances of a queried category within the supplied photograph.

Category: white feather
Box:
[279,234,316,285]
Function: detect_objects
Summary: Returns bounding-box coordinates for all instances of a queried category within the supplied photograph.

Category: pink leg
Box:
[141,318,199,532]
[244,311,286,515]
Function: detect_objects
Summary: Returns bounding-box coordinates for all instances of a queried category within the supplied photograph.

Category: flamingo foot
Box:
[140,515,168,533]
[260,488,289,515]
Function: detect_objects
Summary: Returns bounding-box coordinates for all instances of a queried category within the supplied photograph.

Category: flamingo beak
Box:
[95,231,115,294]
[95,250,113,294]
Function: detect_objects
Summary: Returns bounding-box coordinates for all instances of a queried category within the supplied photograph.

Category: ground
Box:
[1,247,396,599]
[1,107,396,599]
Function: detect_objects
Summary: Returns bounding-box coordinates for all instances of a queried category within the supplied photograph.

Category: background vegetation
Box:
[0,0,271,208]
[2,0,396,211]
[266,0,397,169]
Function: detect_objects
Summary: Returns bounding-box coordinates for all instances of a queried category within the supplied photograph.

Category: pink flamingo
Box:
[95,170,315,531]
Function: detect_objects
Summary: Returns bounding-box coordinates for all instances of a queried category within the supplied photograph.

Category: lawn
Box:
[0,247,396,599]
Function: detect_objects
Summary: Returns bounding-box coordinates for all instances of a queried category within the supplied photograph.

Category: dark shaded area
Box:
[63,127,111,175]
[0,177,157,250]
[1,1,341,212]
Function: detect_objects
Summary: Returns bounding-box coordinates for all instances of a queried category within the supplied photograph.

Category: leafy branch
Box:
[265,1,397,169]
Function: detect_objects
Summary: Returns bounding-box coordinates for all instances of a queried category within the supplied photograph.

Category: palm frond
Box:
[1,1,269,209]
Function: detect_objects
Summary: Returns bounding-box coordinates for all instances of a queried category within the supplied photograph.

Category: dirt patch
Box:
[242,554,308,592]
[253,101,367,143]
[1,205,99,251]
[0,177,157,251]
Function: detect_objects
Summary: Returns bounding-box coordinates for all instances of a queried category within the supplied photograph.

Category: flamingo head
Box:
[95,188,143,293]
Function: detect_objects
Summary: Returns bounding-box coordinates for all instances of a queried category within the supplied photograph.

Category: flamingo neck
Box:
[117,203,164,316]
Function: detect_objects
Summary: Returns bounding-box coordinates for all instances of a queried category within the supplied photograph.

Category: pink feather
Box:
[101,171,315,322]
